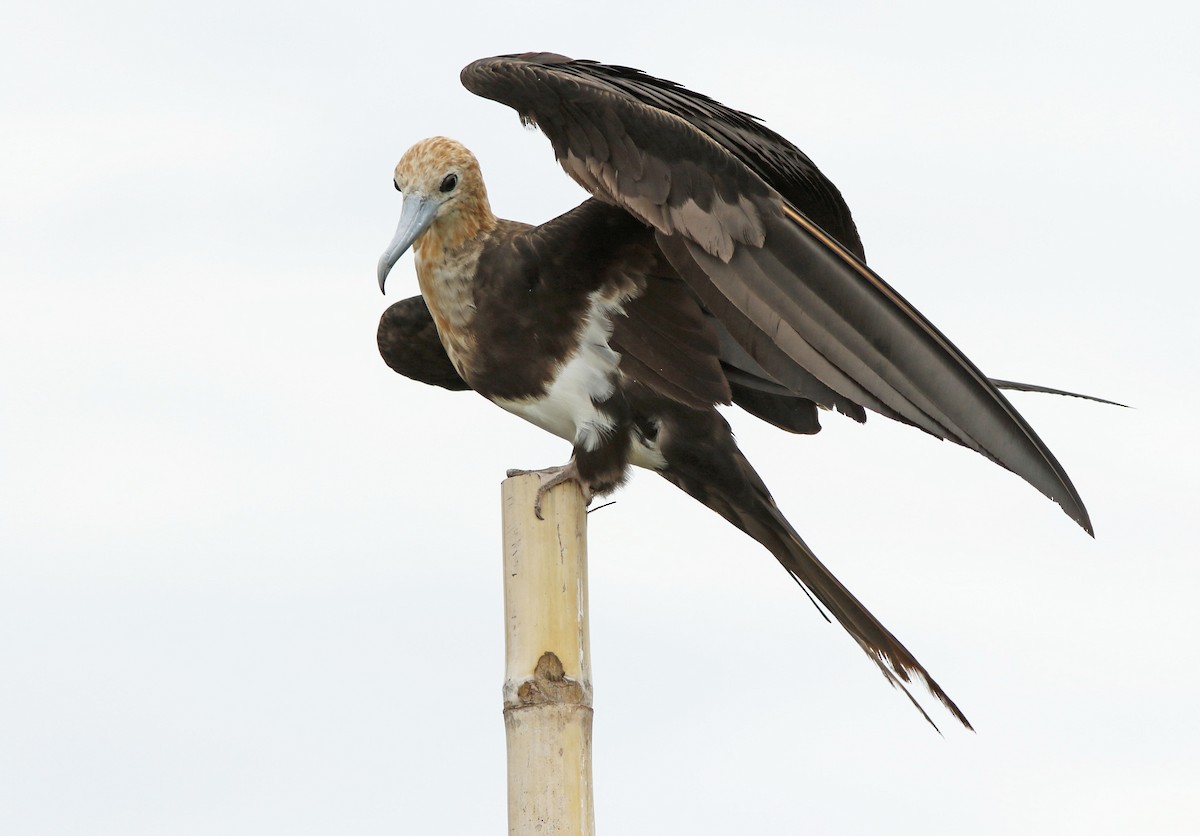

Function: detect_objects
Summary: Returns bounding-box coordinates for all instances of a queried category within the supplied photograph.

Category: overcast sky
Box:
[3,1,1198,833]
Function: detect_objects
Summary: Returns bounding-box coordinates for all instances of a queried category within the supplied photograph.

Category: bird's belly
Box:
[491,291,666,472]
[493,382,668,475]
[492,317,618,452]
[494,388,593,447]
[495,389,666,472]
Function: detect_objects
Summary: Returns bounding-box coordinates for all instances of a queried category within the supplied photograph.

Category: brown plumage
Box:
[376,53,1098,730]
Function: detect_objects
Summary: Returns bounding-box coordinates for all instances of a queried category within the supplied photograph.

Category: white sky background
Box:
[2,0,1198,832]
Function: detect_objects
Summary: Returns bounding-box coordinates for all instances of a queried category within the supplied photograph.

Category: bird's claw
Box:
[506,464,593,520]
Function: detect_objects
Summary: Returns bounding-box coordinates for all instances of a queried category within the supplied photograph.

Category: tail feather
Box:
[657,415,972,730]
[749,493,971,731]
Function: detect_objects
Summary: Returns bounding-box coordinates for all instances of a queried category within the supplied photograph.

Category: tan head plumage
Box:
[393,137,496,253]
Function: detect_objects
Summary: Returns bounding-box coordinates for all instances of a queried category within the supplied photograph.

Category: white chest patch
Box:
[494,286,668,472]
[495,290,622,452]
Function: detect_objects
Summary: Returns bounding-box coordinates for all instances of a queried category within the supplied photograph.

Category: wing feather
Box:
[461,52,1092,534]
[610,275,732,410]
[377,296,470,390]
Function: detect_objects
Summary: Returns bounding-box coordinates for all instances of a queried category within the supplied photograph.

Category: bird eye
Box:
[440,173,458,193]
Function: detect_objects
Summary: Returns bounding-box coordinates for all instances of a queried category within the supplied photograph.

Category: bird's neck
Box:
[414,206,498,382]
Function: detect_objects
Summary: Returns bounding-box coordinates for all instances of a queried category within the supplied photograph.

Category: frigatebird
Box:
[376,53,1096,729]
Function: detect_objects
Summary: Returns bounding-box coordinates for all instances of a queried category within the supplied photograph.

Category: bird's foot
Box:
[506,462,593,520]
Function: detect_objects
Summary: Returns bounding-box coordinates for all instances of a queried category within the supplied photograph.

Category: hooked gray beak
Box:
[377,194,439,294]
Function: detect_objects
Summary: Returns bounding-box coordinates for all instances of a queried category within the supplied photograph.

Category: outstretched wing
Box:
[461,53,1092,534]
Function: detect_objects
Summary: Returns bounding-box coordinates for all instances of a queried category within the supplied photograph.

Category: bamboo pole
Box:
[501,474,595,836]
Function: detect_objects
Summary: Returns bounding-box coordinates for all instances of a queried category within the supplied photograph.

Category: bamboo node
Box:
[513,651,586,707]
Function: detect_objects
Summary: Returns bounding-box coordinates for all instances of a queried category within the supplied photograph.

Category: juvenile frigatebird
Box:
[376,53,1096,729]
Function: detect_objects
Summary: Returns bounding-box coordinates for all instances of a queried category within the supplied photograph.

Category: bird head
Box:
[377,136,493,293]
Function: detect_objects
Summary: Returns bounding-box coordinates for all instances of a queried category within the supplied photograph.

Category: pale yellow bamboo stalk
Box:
[501,474,595,836]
